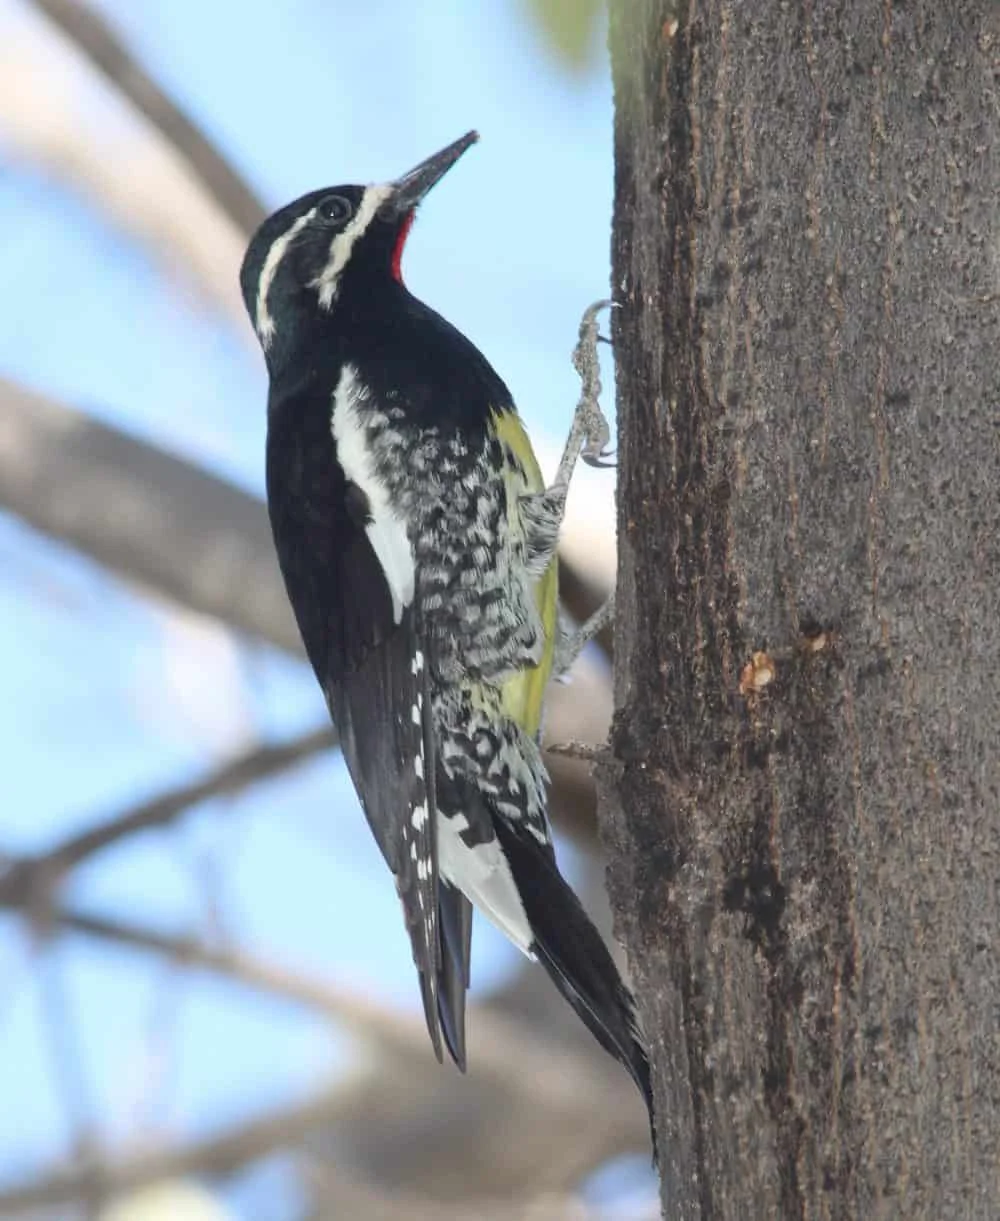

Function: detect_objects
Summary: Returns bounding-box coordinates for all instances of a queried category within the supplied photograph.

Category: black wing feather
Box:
[325,603,442,1060]
[266,405,444,1058]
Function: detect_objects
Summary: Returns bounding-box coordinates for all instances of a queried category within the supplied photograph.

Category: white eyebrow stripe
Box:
[255,207,317,350]
[311,184,394,310]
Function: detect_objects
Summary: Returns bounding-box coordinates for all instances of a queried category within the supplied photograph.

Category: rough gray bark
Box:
[604,2,998,1217]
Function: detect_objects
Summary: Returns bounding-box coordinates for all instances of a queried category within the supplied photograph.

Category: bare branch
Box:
[49,907,638,1115]
[0,6,246,325]
[0,905,648,1209]
[28,0,266,236]
[0,700,604,928]
[0,725,335,910]
[0,377,300,652]
[0,1086,464,1218]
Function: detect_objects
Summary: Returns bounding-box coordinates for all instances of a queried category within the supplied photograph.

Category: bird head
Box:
[240,131,479,366]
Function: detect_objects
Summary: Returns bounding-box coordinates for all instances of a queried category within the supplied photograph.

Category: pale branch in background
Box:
[0,725,336,910]
[0,905,646,1212]
[0,0,247,325]
[0,1079,594,1221]
[0,377,298,649]
[30,0,267,236]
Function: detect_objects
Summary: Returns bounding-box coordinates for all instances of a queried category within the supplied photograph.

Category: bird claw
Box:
[571,299,616,472]
[545,740,607,762]
[582,446,617,469]
[571,300,614,376]
[579,404,611,463]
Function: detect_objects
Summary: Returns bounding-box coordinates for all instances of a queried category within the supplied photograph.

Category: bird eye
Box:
[317,194,353,224]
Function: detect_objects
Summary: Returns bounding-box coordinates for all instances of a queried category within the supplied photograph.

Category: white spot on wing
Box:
[255,208,316,349]
[311,184,394,309]
[332,365,415,621]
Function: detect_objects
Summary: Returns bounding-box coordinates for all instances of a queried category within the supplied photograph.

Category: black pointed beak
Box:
[389,131,479,214]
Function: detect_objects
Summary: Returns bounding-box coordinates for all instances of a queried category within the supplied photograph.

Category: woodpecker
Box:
[239,132,652,1130]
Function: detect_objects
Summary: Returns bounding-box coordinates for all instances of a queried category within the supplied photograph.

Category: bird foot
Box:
[571,300,616,469]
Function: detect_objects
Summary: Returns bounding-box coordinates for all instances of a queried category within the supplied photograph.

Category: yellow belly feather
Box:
[490,409,558,740]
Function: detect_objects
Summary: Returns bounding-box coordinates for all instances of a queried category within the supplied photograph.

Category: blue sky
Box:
[0,2,650,1215]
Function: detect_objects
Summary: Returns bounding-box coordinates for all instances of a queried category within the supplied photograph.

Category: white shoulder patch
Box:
[255,208,316,349]
[311,183,394,310]
[332,365,415,622]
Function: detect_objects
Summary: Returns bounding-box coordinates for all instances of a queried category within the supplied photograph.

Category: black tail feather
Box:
[417,970,443,1064]
[436,880,474,1070]
[493,818,654,1137]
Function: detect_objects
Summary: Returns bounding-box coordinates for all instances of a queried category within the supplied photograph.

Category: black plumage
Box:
[240,132,654,1142]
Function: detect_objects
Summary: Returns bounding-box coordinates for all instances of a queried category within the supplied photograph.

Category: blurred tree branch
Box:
[0,904,646,1211]
[0,724,335,911]
[0,1075,594,1221]
[0,377,299,650]
[30,0,266,236]
[0,5,246,325]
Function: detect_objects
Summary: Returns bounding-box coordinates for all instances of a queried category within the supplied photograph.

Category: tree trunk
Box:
[603,2,999,1217]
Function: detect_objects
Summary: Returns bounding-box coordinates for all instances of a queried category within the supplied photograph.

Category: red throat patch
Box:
[391,210,416,283]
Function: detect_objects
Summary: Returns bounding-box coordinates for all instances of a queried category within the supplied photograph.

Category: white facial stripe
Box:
[255,208,317,349]
[311,184,394,309]
[331,365,415,622]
